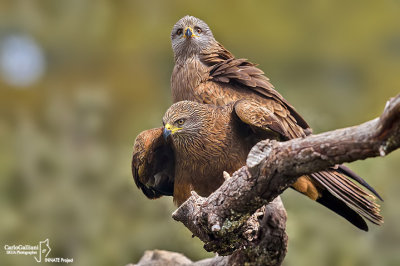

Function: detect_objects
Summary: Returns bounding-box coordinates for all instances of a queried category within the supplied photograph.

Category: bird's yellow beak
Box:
[183,27,199,39]
[163,123,182,140]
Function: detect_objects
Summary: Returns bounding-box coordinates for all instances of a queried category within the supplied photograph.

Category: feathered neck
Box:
[174,41,234,67]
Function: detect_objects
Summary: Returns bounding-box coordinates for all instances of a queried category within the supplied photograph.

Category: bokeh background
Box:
[0,1,399,265]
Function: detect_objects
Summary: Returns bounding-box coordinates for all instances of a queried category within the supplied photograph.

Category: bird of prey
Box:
[170,15,310,139]
[132,100,383,231]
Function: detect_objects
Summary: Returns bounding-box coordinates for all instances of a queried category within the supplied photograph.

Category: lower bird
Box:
[132,100,383,231]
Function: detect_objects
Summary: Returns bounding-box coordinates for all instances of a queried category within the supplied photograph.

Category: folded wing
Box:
[132,128,175,199]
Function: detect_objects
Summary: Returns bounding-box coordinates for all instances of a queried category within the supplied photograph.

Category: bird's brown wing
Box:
[132,128,175,199]
[233,99,298,139]
[201,53,310,132]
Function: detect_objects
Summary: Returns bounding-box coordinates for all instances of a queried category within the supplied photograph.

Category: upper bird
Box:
[171,15,310,139]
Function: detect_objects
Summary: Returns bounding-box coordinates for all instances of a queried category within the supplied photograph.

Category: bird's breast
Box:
[171,57,210,103]
[173,126,249,201]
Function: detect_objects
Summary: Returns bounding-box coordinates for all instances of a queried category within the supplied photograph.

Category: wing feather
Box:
[233,99,301,139]
[132,128,175,199]
[201,51,310,132]
[311,171,383,225]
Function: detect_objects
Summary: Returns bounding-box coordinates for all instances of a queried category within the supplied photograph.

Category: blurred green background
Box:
[0,1,399,265]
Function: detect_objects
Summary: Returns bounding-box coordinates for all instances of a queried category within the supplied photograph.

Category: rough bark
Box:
[133,94,400,266]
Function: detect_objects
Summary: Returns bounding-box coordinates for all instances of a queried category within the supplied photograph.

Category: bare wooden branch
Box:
[171,94,400,259]
[133,198,287,266]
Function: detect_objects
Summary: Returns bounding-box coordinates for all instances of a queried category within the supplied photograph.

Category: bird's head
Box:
[162,101,209,146]
[171,15,215,61]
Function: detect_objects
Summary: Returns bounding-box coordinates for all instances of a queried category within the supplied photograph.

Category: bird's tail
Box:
[310,167,383,231]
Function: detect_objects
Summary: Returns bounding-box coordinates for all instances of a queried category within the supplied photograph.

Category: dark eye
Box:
[176,28,183,35]
[195,27,202,34]
[177,119,185,126]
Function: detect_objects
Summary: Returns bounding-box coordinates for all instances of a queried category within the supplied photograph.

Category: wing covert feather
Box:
[234,99,294,139]
[200,51,311,133]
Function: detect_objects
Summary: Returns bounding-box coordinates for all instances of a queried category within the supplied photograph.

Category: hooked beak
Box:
[163,127,171,140]
[184,27,193,38]
[163,123,182,140]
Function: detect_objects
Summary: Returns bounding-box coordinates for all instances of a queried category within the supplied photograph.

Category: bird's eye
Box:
[176,29,183,35]
[177,119,185,126]
[196,27,202,34]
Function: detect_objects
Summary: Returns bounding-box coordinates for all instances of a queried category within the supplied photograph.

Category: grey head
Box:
[171,15,216,61]
[162,101,212,147]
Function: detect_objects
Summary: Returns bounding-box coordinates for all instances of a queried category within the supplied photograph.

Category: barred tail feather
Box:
[310,170,383,230]
[336,165,383,201]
